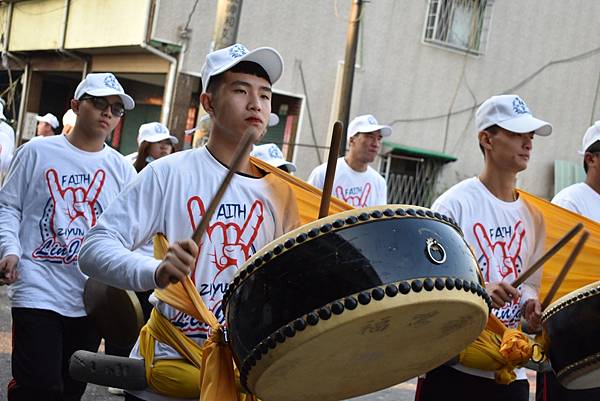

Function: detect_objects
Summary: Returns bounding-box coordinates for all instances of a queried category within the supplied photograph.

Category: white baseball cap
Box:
[62,109,77,127]
[200,43,284,93]
[251,143,296,172]
[579,121,600,155]
[348,114,392,139]
[476,95,552,136]
[35,113,59,129]
[137,122,179,146]
[74,73,135,110]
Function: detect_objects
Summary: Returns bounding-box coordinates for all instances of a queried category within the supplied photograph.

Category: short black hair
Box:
[479,124,501,156]
[583,140,600,173]
[206,61,271,94]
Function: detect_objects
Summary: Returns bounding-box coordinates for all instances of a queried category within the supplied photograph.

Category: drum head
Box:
[247,287,487,401]
[560,355,600,390]
[83,278,145,348]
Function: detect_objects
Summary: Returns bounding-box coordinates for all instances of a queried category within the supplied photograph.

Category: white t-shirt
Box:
[80,146,300,399]
[307,157,387,207]
[431,177,545,381]
[552,182,600,222]
[0,134,136,317]
[0,121,15,181]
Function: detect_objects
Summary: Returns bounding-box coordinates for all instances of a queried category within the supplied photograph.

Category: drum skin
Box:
[224,205,491,401]
[543,281,600,390]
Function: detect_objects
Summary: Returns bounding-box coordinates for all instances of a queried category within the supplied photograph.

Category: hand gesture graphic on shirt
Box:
[335,183,371,207]
[473,221,525,282]
[45,169,105,232]
[187,197,264,283]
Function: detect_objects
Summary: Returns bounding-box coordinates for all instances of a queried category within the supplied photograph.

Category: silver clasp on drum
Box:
[426,238,446,265]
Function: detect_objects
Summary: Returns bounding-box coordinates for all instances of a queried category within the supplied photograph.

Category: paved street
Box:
[0,285,535,400]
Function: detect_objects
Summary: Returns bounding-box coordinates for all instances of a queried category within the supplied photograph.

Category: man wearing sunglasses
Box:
[0,72,137,401]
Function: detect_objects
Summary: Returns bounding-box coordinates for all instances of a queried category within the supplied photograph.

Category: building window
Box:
[423,0,492,55]
[381,142,457,207]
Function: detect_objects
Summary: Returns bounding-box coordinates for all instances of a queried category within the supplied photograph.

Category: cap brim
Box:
[272,160,296,172]
[354,124,392,137]
[143,134,179,145]
[85,89,135,110]
[205,47,284,93]
[498,115,552,136]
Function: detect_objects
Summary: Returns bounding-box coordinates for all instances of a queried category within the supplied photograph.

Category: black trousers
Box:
[8,307,101,401]
[417,365,529,401]
[536,371,600,401]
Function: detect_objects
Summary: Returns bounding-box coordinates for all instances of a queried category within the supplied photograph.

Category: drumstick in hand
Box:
[511,222,584,289]
[541,230,589,309]
[319,121,343,219]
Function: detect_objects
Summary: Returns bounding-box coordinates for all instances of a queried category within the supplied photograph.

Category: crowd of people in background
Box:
[0,42,598,401]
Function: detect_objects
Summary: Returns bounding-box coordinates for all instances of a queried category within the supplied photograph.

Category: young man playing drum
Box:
[308,114,390,207]
[417,95,551,401]
[80,44,300,401]
[0,73,136,401]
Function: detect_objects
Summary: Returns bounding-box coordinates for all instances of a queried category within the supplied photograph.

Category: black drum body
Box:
[224,206,490,401]
[543,281,600,390]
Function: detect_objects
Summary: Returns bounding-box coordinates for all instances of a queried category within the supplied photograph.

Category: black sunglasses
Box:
[79,95,125,117]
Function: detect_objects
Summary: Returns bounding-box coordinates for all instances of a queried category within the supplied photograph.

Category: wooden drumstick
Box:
[541,230,589,309]
[191,129,256,244]
[318,121,344,219]
[511,222,584,289]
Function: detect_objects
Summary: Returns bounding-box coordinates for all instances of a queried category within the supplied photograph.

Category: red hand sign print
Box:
[46,169,105,233]
[335,183,372,207]
[187,196,264,282]
[473,221,525,282]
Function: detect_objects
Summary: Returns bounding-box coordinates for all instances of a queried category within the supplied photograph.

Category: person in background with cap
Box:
[62,109,77,135]
[0,98,15,182]
[307,114,390,208]
[552,121,600,221]
[251,142,297,173]
[417,95,551,401]
[537,122,600,401]
[35,112,59,137]
[0,72,136,401]
[80,43,300,401]
[129,122,178,172]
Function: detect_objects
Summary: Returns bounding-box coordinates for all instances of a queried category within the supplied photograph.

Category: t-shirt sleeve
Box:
[551,191,582,215]
[375,174,388,205]
[520,205,545,303]
[79,164,164,291]
[0,144,29,259]
[307,165,324,189]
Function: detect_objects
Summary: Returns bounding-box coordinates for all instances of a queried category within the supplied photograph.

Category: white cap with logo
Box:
[347,114,392,139]
[137,122,178,146]
[35,113,60,129]
[200,43,284,93]
[250,143,296,172]
[476,95,552,136]
[74,73,135,110]
[579,121,600,155]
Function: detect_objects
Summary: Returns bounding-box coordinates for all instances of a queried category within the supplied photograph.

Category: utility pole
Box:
[337,0,363,155]
[211,0,243,51]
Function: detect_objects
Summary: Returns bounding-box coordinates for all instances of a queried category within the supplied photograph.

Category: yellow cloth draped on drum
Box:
[518,190,600,301]
[139,160,352,400]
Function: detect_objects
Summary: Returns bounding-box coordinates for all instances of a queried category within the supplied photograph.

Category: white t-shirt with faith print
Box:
[80,147,300,366]
[307,157,387,208]
[431,177,545,381]
[0,134,136,317]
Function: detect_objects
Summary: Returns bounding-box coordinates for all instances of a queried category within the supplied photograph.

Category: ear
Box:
[584,152,596,167]
[478,130,493,152]
[200,93,215,118]
[71,99,80,115]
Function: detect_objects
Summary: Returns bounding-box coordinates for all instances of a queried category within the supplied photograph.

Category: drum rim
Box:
[235,275,491,392]
[223,205,461,308]
[542,281,600,322]
[556,351,600,387]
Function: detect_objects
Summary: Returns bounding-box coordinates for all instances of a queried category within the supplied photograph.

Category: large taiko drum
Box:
[224,205,491,401]
[542,281,600,390]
